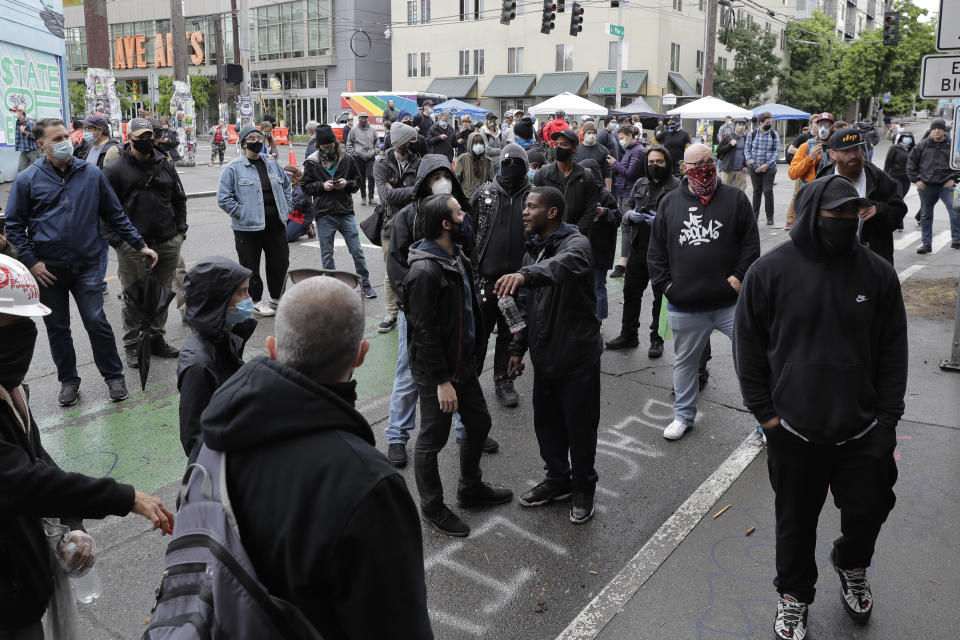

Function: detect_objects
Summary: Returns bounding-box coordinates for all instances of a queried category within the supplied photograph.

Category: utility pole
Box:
[170,0,188,82]
[237,0,252,125]
[84,0,109,69]
[213,14,227,107]
[702,0,718,96]
[231,0,241,64]
[615,0,624,109]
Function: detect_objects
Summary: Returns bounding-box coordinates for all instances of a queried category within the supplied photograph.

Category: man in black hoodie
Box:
[496,186,603,524]
[470,143,531,408]
[647,144,760,441]
[399,194,513,537]
[734,175,907,640]
[103,118,187,368]
[200,275,433,639]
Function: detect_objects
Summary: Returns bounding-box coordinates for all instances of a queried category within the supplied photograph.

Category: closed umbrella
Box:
[122,267,176,390]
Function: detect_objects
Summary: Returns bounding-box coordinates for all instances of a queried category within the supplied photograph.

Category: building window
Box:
[459,0,483,20]
[765,21,771,33]
[459,50,470,75]
[408,52,418,77]
[507,46,524,73]
[65,26,87,72]
[780,29,786,50]
[473,49,484,75]
[307,0,332,57]
[555,44,573,72]
[747,13,753,28]
[696,49,704,72]
[698,0,705,10]
[420,52,431,77]
[407,1,418,24]
[717,56,727,71]
[557,0,566,12]
[673,0,682,11]
[420,0,430,23]
[670,43,680,73]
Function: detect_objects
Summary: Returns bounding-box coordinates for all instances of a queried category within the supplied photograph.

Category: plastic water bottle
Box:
[498,295,526,334]
[69,568,103,604]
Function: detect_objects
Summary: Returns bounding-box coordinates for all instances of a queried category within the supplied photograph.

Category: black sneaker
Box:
[698,367,710,390]
[773,594,809,640]
[605,335,639,350]
[456,436,500,454]
[519,480,573,507]
[767,218,774,226]
[124,344,140,369]
[150,337,180,359]
[648,337,664,359]
[917,244,932,254]
[830,547,873,622]
[58,383,80,407]
[106,378,128,402]
[570,490,595,524]
[952,241,960,249]
[387,443,407,468]
[422,505,470,537]
[495,377,519,408]
[609,265,626,279]
[457,483,513,508]
[378,315,397,333]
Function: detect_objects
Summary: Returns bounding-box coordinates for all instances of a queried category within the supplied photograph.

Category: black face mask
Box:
[647,164,670,181]
[762,123,772,132]
[500,162,527,186]
[132,139,154,156]
[817,216,859,257]
[446,221,467,246]
[555,146,573,162]
[0,319,38,390]
[245,141,263,154]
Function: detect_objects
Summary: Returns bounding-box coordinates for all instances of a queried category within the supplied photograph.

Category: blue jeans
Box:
[286,219,311,242]
[918,183,960,247]
[314,214,371,285]
[594,268,608,320]
[668,304,736,424]
[385,312,464,444]
[98,248,109,293]
[38,262,124,385]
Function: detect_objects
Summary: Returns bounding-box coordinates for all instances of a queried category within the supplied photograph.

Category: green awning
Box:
[482,74,537,98]
[530,72,589,97]
[587,71,648,96]
[668,72,697,97]
[424,76,478,99]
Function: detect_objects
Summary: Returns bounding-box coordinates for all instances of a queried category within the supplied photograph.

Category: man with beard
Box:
[814,127,906,265]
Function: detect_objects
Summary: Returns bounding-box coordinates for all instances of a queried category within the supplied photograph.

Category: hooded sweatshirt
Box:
[734,175,908,444]
[454,131,495,198]
[177,257,257,462]
[200,357,432,640]
[471,143,530,278]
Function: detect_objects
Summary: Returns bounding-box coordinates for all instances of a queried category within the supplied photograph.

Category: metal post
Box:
[214,14,227,107]
[939,278,960,372]
[237,0,252,127]
[702,0,718,97]
[615,1,624,109]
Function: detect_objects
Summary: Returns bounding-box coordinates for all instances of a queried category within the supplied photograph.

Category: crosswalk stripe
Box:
[931,230,952,253]
[300,238,380,251]
[894,231,921,251]
[898,264,924,282]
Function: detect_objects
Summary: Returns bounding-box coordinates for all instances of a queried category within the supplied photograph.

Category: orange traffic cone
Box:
[288,150,297,167]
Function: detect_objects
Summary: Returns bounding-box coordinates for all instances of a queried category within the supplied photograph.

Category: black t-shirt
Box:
[251,156,277,211]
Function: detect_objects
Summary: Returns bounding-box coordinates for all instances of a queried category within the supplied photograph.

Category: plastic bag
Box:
[41,519,82,640]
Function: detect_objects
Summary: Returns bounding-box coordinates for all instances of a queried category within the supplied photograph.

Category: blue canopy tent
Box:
[752,102,811,120]
[432,99,493,118]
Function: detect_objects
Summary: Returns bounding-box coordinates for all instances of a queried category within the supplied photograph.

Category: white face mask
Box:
[817,126,831,140]
[431,177,453,195]
[472,144,485,155]
[583,133,597,145]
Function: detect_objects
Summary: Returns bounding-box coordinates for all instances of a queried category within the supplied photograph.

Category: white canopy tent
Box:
[528,92,608,117]
[665,95,752,120]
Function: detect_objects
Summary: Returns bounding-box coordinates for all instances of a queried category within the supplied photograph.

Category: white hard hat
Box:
[0,255,51,317]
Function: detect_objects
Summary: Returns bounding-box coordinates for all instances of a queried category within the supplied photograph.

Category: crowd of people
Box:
[0,97,955,640]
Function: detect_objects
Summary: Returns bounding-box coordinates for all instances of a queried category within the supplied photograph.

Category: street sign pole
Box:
[615,2,624,109]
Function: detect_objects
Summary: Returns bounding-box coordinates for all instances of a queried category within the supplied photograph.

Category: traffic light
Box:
[883,11,900,46]
[570,2,584,36]
[500,0,516,25]
[541,1,556,34]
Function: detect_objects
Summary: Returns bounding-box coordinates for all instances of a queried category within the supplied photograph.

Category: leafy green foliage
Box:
[68,81,86,116]
[714,21,781,107]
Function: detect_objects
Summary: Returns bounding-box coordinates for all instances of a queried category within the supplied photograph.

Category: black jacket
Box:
[734,175,908,444]
[814,163,907,265]
[387,154,471,308]
[374,148,421,238]
[647,180,760,311]
[102,144,188,243]
[471,175,530,279]
[301,146,361,217]
[426,122,456,160]
[906,134,960,185]
[0,383,134,631]
[200,357,432,640]
[622,175,680,255]
[533,161,601,236]
[883,143,910,183]
[401,239,487,385]
[177,257,256,463]
[574,142,613,182]
[510,223,603,379]
[577,158,622,271]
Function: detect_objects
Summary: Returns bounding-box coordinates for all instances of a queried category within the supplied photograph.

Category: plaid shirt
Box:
[744,128,780,167]
[14,118,38,153]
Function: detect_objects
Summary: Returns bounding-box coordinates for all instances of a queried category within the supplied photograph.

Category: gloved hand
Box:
[59,531,97,576]
[639,212,656,224]
[627,211,645,224]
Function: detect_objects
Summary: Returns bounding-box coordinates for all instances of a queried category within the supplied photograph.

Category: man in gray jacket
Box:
[346,113,379,207]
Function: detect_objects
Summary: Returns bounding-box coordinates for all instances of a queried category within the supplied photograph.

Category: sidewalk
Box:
[560,283,960,639]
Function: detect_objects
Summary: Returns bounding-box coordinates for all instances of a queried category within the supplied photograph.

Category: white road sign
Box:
[920,54,960,98]
[937,0,960,51]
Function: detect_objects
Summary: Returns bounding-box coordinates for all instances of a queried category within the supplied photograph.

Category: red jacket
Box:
[541,118,569,146]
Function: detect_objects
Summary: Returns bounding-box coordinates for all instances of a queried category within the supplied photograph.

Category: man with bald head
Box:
[647,143,760,440]
[199,276,433,639]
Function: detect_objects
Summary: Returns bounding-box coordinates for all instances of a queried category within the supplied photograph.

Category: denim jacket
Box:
[217,153,292,231]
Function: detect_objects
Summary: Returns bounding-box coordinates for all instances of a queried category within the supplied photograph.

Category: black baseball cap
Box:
[828,127,865,151]
[819,176,872,211]
[82,114,110,131]
[551,129,579,146]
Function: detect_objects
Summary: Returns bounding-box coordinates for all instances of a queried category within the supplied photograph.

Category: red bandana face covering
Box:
[686,162,719,206]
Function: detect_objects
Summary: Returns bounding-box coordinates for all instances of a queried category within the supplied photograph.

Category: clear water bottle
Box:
[69,568,103,604]
[498,295,526,334]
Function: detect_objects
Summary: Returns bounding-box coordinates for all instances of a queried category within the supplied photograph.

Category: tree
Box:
[68,81,85,116]
[778,11,847,117]
[154,72,214,116]
[714,22,781,107]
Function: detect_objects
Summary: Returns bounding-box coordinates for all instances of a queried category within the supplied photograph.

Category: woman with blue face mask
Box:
[177,257,257,464]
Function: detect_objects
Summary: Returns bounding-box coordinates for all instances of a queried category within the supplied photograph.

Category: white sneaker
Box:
[663,419,691,440]
[253,301,275,317]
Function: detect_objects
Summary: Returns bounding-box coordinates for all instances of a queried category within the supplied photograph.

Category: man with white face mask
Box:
[574,121,613,191]
[788,113,837,230]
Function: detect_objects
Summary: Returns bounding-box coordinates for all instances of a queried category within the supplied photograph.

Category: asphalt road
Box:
[10,126,960,639]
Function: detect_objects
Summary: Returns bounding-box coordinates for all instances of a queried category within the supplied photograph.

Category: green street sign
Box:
[600,87,615,93]
[609,24,624,37]
[622,80,629,88]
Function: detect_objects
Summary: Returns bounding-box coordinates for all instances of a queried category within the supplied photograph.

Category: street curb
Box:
[186,191,217,199]
[555,432,765,640]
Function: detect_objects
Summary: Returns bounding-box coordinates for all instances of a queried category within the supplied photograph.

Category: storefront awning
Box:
[587,71,648,96]
[531,72,589,97]
[425,76,478,99]
[482,74,537,97]
[668,72,697,97]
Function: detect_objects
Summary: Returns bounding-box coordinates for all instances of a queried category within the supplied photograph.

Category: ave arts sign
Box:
[113,32,205,70]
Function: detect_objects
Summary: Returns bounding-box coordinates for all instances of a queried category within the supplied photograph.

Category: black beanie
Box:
[314,124,337,145]
[514,117,534,140]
